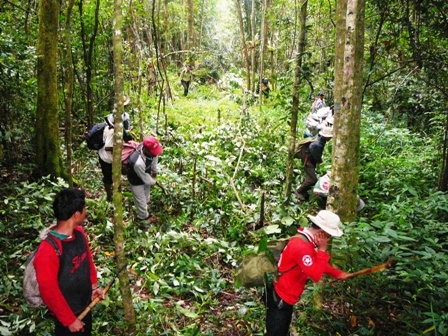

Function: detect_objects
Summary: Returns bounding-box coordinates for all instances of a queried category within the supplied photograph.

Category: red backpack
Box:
[121,141,140,174]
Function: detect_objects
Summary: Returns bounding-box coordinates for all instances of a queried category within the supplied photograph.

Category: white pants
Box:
[130,184,152,220]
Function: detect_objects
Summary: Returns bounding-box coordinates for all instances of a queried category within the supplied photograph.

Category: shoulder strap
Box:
[276,234,311,277]
[44,235,61,257]
[127,145,143,167]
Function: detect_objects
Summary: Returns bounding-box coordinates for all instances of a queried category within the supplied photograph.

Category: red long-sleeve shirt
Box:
[33,226,98,327]
[274,232,343,305]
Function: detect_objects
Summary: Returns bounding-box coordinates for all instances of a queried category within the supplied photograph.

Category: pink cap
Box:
[142,136,163,156]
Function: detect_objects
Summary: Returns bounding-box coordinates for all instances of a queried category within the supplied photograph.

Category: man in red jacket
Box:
[264,210,351,336]
[34,188,104,335]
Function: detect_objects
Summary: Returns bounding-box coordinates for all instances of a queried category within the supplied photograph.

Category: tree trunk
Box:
[187,0,194,50]
[284,0,308,200]
[250,0,256,93]
[62,0,75,187]
[234,0,251,90]
[35,0,64,179]
[79,0,100,129]
[328,0,366,222]
[112,0,136,326]
[258,0,267,105]
[439,114,448,191]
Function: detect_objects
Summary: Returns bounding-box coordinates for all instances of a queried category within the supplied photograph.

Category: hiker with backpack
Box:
[295,126,333,202]
[33,188,104,335]
[97,120,115,201]
[99,95,133,201]
[263,210,351,336]
[126,136,163,226]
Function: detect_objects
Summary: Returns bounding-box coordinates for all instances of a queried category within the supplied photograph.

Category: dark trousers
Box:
[54,312,92,336]
[98,156,112,185]
[181,80,190,96]
[295,161,317,200]
[264,285,294,336]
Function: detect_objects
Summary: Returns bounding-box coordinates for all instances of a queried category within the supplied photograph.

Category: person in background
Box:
[100,95,133,201]
[34,188,104,336]
[295,126,333,202]
[179,64,193,96]
[311,90,326,113]
[105,95,133,142]
[303,106,333,138]
[126,136,163,226]
[98,118,115,202]
[146,61,158,95]
[264,210,351,336]
[261,78,271,98]
[313,171,365,211]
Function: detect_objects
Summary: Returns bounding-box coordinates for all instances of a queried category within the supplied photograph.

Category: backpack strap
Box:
[44,235,61,257]
[276,233,315,278]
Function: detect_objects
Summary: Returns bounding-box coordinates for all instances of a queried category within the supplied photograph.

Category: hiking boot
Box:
[139,214,159,230]
[294,191,306,202]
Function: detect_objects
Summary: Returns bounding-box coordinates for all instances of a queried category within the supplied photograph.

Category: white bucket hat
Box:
[319,126,333,138]
[308,210,343,237]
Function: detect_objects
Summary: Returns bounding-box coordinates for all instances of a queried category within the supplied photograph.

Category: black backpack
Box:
[85,122,107,150]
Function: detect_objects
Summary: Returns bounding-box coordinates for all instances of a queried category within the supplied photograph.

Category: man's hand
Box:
[314,231,329,252]
[68,319,85,332]
[91,287,105,301]
[336,272,352,281]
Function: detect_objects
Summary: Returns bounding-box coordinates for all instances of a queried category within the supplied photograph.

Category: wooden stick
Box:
[77,264,127,321]
[344,259,395,280]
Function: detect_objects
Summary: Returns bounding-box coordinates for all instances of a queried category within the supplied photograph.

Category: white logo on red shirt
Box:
[302,255,313,266]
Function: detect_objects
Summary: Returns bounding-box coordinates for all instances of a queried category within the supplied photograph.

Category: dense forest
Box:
[1,0,448,335]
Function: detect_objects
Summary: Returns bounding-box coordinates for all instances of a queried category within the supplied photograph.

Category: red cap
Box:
[142,136,163,156]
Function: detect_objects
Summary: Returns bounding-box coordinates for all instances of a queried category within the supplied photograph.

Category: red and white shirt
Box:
[274,228,343,305]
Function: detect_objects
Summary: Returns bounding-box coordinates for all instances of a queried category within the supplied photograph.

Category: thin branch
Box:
[3,0,29,13]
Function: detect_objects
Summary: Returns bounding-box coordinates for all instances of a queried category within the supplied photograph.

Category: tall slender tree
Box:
[62,0,76,187]
[79,0,100,129]
[35,0,64,178]
[328,0,366,221]
[234,0,251,90]
[285,0,308,200]
[187,0,194,51]
[112,0,136,326]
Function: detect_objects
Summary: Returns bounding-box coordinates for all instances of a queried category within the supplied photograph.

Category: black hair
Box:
[310,223,321,230]
[53,188,86,221]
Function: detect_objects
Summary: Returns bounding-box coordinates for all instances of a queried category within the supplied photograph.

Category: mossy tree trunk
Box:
[35,0,65,179]
[62,0,75,187]
[284,0,308,201]
[79,0,100,129]
[328,0,366,222]
[112,0,136,327]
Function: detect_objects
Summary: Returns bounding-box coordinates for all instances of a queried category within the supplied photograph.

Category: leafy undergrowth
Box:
[1,85,448,335]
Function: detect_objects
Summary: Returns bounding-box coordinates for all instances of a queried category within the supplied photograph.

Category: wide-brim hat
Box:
[319,126,333,138]
[308,210,343,237]
[142,136,163,156]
